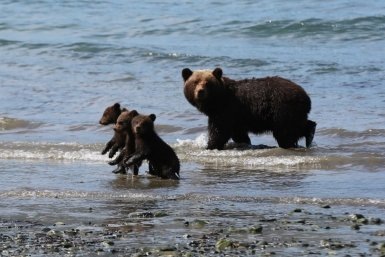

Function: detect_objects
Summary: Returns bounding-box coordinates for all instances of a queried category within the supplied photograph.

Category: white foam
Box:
[0,141,109,162]
[0,189,160,201]
[175,134,322,170]
[0,138,337,171]
[0,149,107,162]
[176,133,208,148]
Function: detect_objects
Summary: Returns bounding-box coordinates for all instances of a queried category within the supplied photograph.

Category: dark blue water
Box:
[1,2,385,251]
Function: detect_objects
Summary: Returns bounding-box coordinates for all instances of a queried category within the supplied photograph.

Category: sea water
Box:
[1,0,385,253]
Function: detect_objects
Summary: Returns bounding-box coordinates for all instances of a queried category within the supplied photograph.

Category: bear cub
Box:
[99,103,130,174]
[124,113,180,180]
[108,110,142,175]
[99,102,127,126]
[182,67,316,150]
[100,103,128,157]
[101,109,128,158]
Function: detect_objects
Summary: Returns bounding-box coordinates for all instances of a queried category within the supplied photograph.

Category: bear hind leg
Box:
[305,120,317,148]
[277,139,298,149]
[273,130,299,149]
[160,167,180,180]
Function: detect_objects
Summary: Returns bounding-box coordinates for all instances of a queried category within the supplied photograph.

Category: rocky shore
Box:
[1,204,385,257]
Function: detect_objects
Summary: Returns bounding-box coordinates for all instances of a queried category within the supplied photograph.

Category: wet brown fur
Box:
[182,67,316,150]
[124,114,180,180]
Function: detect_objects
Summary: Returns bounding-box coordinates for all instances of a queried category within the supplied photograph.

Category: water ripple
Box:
[242,16,385,41]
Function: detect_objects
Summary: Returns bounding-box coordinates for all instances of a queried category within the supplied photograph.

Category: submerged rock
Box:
[216,238,233,251]
[370,218,383,225]
[128,212,154,218]
[191,219,208,229]
[349,214,368,224]
[248,225,263,234]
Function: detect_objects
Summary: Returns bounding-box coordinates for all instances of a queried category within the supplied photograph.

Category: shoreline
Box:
[1,203,385,257]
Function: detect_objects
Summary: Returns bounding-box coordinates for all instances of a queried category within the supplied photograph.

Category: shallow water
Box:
[1,0,385,255]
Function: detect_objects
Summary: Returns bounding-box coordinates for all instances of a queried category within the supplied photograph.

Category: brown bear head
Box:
[182,68,224,112]
[99,103,127,125]
[131,114,157,136]
[114,110,139,133]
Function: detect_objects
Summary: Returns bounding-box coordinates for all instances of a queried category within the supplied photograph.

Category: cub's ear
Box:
[212,67,223,80]
[149,114,156,121]
[129,110,139,117]
[182,68,193,82]
[121,107,128,112]
[113,103,121,111]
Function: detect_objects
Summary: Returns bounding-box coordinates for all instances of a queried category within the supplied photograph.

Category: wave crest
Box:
[0,116,42,131]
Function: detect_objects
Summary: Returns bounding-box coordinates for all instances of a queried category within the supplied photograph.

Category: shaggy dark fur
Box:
[182,67,316,150]
[124,113,180,180]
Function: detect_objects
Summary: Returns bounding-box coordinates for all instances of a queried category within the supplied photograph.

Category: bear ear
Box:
[113,103,121,110]
[212,67,223,80]
[182,68,193,82]
[121,107,128,112]
[149,114,156,121]
[129,110,139,117]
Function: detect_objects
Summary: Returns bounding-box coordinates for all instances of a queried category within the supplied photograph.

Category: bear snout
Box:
[195,86,207,101]
[113,124,121,131]
[197,89,205,99]
[134,125,141,134]
[99,119,108,125]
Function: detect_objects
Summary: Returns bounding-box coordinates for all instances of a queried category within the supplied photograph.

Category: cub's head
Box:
[131,114,156,136]
[99,103,128,125]
[114,110,138,132]
[181,68,224,110]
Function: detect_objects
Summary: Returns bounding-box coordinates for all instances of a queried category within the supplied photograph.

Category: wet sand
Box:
[2,201,385,257]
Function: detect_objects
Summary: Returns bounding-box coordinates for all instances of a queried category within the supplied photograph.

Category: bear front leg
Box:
[108,144,120,158]
[148,162,158,176]
[111,162,127,174]
[232,131,251,145]
[273,129,299,149]
[124,155,142,175]
[108,149,124,166]
[129,164,139,176]
[305,120,317,148]
[125,153,145,167]
[207,117,231,150]
[101,139,115,155]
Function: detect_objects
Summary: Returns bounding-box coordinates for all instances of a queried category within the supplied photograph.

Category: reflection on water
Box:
[109,174,180,191]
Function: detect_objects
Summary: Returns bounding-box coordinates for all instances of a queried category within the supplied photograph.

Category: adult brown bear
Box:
[182,67,316,150]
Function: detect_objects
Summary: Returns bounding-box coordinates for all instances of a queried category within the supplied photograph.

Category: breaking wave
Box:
[1,129,384,171]
[0,116,42,132]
